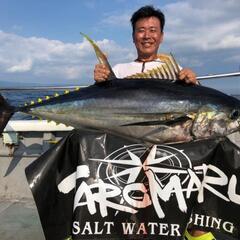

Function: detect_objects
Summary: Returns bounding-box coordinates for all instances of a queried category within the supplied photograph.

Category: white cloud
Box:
[163,0,240,51]
[7,58,33,73]
[0,31,133,84]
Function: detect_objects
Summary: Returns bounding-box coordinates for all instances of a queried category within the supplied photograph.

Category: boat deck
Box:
[0,199,237,240]
[0,120,71,240]
[0,198,45,240]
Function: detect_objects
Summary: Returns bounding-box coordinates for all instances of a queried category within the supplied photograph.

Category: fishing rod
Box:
[1,72,240,90]
[197,71,240,80]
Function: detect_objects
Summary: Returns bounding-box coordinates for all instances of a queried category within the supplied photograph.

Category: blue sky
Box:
[0,0,240,93]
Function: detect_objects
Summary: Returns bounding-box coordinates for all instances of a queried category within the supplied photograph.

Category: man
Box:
[94,5,196,84]
[94,5,214,240]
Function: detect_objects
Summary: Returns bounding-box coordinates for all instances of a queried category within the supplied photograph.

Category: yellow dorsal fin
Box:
[75,87,80,91]
[38,98,42,103]
[45,96,50,100]
[54,93,59,97]
[30,101,35,105]
[80,32,116,80]
[125,53,180,80]
[157,53,171,62]
[64,90,70,94]
[161,53,181,75]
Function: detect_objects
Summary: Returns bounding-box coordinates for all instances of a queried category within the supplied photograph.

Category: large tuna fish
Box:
[0,79,240,144]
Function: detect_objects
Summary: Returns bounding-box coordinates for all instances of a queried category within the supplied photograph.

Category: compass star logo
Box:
[58,143,199,219]
[90,144,192,191]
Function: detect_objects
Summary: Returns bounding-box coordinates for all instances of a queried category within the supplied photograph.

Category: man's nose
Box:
[143,31,151,38]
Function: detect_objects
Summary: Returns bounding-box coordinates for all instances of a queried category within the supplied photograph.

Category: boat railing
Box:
[1,120,73,156]
[4,120,73,132]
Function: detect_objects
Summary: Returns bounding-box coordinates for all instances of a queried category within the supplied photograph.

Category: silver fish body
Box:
[15,79,240,144]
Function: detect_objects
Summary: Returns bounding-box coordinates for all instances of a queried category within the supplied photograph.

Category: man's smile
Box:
[142,42,155,47]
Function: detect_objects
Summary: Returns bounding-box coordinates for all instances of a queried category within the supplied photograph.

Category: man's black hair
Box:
[130,5,165,33]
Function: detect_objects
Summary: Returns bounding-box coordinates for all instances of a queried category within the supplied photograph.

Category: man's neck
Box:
[135,54,158,62]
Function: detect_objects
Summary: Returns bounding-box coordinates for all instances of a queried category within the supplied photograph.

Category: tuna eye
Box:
[230,109,239,120]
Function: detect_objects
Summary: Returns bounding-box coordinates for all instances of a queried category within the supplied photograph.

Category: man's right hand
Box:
[94,64,111,82]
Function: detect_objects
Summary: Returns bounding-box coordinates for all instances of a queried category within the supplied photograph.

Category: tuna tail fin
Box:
[80,32,116,80]
[0,94,14,134]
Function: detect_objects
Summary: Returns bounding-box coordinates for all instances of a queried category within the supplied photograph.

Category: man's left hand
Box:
[178,68,198,85]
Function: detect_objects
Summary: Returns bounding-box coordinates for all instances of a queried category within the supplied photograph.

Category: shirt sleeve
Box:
[112,64,120,78]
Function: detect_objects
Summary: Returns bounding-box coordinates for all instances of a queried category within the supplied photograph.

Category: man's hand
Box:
[94,64,111,82]
[178,68,198,85]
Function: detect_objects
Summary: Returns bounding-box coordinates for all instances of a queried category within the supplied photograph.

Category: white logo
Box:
[58,144,240,219]
[93,144,192,193]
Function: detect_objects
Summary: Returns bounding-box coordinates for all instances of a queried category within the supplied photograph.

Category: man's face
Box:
[133,16,163,59]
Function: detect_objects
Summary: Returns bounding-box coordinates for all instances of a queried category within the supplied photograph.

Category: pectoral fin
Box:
[121,114,192,127]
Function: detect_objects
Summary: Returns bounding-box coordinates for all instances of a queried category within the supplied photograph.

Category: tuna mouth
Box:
[191,111,226,139]
[228,119,240,131]
[192,113,240,139]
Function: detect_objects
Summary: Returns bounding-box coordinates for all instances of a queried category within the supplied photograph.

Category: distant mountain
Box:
[0,80,41,88]
[0,80,84,88]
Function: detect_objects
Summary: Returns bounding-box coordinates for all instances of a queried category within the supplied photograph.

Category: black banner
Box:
[25,129,240,240]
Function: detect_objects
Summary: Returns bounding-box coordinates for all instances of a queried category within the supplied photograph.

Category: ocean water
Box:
[1,89,240,120]
[1,89,65,120]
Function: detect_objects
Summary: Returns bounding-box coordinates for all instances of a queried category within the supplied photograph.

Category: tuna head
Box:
[192,105,240,139]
